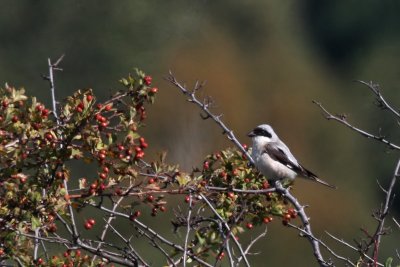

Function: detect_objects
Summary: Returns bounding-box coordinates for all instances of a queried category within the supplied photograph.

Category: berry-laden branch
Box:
[166,73,334,266]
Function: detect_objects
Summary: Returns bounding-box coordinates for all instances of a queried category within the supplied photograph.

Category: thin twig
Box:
[357,80,400,119]
[236,227,268,266]
[326,231,384,266]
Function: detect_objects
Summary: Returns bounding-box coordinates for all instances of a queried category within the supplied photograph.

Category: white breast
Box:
[251,142,297,181]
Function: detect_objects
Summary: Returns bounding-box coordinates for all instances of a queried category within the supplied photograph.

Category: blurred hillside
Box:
[1,1,400,265]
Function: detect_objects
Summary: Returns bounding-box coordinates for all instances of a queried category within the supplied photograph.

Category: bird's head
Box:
[247,124,278,145]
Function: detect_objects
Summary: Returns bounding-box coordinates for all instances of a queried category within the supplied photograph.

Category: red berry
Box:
[75,250,81,257]
[227,192,235,199]
[104,104,112,111]
[232,169,239,176]
[41,109,49,117]
[143,75,152,85]
[99,183,106,191]
[99,172,107,179]
[262,181,270,189]
[86,95,93,102]
[147,195,154,202]
[242,144,248,150]
[76,106,83,113]
[159,206,166,212]
[115,187,122,195]
[96,103,103,109]
[95,113,103,121]
[99,153,106,160]
[218,252,225,260]
[135,151,145,159]
[2,100,8,108]
[184,195,190,203]
[203,161,210,170]
[87,218,95,226]
[11,115,18,123]
[263,217,271,224]
[36,104,44,112]
[140,142,148,149]
[102,166,109,173]
[37,258,43,264]
[56,171,64,180]
[246,222,253,229]
[148,178,155,184]
[130,211,142,221]
[150,87,158,94]
[47,223,57,232]
[84,222,92,230]
[45,133,53,141]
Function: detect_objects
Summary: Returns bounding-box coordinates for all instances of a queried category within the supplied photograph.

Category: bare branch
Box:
[313,101,400,150]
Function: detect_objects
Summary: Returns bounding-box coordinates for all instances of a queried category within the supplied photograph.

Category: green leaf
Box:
[31,216,41,230]
[385,257,393,267]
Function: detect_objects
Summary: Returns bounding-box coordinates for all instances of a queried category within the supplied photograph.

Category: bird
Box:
[247,124,336,188]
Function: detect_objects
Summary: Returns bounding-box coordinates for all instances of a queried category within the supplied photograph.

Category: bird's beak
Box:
[247,131,256,137]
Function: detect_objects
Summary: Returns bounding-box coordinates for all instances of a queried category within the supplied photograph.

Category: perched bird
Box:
[247,124,336,188]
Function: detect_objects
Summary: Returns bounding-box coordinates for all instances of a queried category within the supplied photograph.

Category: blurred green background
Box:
[1,1,400,266]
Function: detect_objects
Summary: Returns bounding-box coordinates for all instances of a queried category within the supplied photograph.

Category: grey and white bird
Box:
[247,124,336,188]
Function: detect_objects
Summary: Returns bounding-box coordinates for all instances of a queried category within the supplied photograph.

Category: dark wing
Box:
[264,143,303,174]
[265,143,336,188]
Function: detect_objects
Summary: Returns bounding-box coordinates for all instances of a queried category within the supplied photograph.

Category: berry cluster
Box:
[174,147,297,256]
[0,70,164,265]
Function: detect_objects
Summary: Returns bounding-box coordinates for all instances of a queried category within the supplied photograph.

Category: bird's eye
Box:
[254,128,272,138]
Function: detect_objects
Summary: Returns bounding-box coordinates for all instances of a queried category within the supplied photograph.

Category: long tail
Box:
[300,165,337,189]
